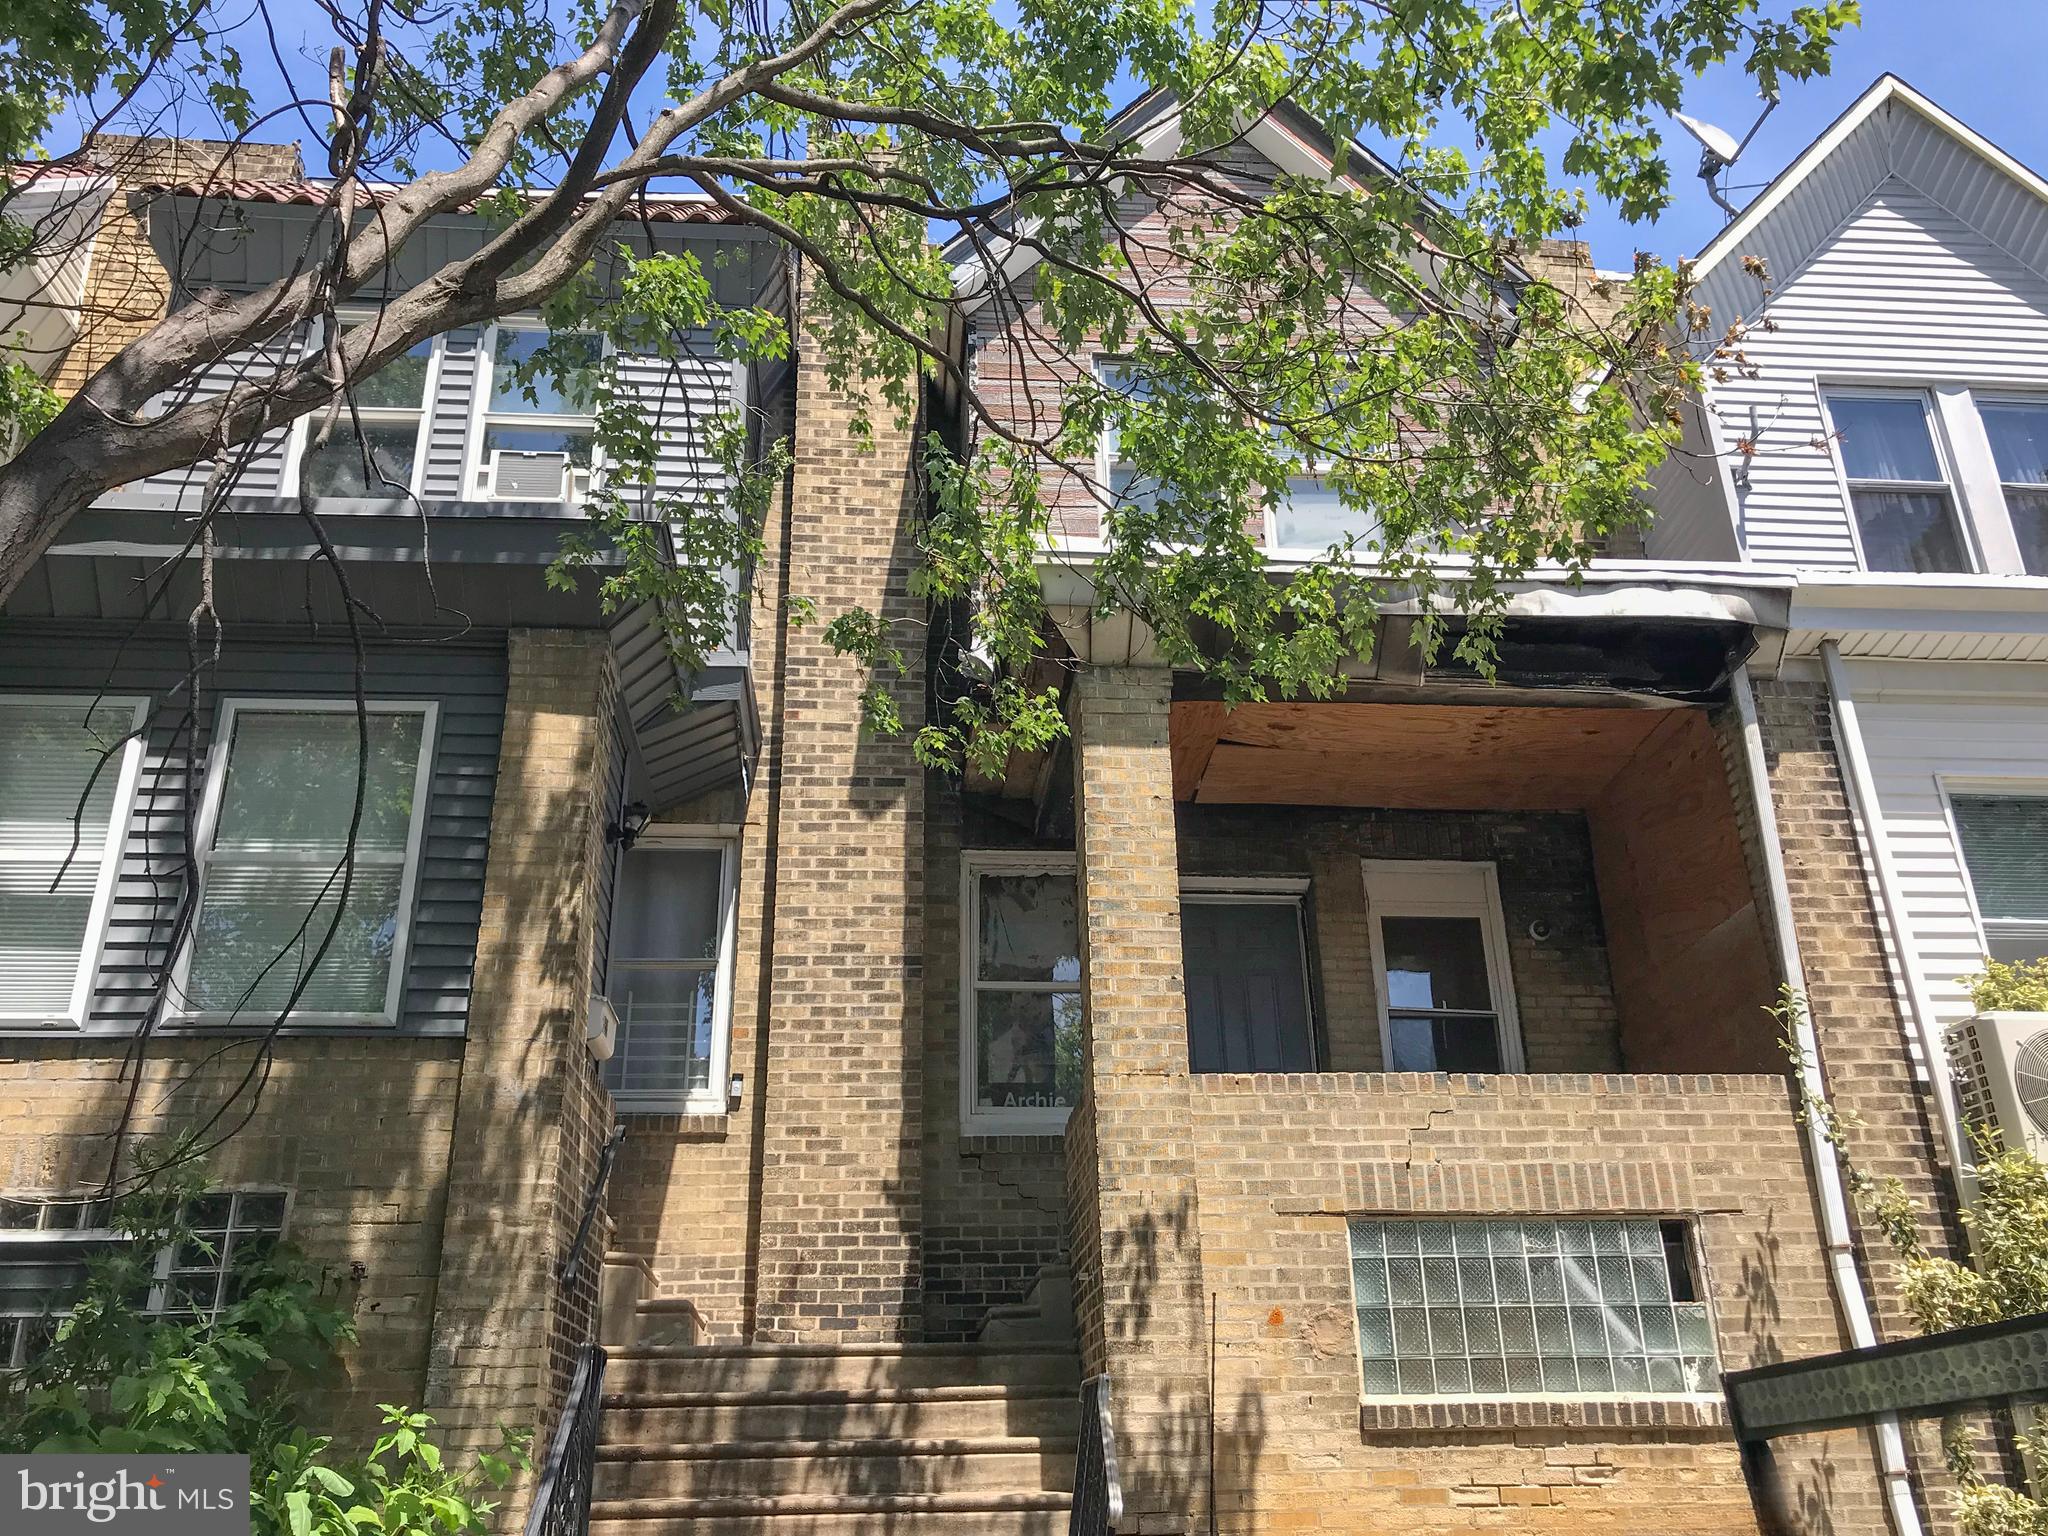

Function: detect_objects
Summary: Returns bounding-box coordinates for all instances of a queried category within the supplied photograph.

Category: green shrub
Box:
[1961,958,2048,1014]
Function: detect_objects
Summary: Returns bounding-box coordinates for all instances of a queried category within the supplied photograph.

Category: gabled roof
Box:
[1689,73,2048,301]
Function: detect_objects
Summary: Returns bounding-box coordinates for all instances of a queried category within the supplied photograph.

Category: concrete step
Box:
[588,1490,1073,1531]
[600,1383,1077,1445]
[595,1438,1076,1500]
[605,1341,1080,1396]
[592,1507,1069,1536]
[632,1295,707,1347]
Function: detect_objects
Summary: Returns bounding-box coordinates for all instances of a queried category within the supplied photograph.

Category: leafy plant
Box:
[1776,987,2048,1531]
[1962,959,2048,1015]
[0,1178,527,1535]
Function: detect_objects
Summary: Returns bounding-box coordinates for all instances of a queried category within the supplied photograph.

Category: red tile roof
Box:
[135,177,729,223]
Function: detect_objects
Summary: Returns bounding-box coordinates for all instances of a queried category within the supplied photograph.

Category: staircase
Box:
[588,1339,1080,1534]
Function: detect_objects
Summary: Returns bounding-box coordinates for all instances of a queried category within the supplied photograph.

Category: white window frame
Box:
[0,693,149,1029]
[1178,875,1319,1071]
[1093,357,1159,514]
[466,321,606,504]
[171,697,439,1028]
[1818,386,1979,574]
[1970,391,2048,576]
[602,829,740,1116]
[1362,859,1524,1074]
[290,317,440,500]
[1937,776,2048,970]
[961,849,1080,1138]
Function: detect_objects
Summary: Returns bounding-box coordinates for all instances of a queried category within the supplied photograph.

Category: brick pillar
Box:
[1066,665,1209,1535]
[424,629,618,1511]
[751,270,925,1341]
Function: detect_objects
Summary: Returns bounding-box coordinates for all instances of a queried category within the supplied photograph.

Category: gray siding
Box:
[0,625,507,1034]
[132,329,307,507]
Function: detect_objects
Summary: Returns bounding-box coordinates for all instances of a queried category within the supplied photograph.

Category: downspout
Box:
[1731,664,1924,1536]
[1818,640,1974,1191]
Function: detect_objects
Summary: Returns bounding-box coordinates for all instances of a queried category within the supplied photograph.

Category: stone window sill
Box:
[1360,1395,1726,1433]
[960,1133,1067,1155]
[616,1108,730,1139]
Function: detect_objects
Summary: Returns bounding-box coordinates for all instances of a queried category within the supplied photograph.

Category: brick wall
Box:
[1177,804,1624,1073]
[0,1037,459,1433]
[751,267,928,1341]
[424,629,618,1510]
[1186,1072,1890,1536]
[51,135,304,397]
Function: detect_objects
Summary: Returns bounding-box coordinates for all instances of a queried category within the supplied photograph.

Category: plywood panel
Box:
[1175,701,1671,809]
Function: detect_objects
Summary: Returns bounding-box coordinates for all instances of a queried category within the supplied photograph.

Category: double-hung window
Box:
[602,839,738,1113]
[179,700,436,1024]
[963,852,1082,1134]
[1950,790,2048,967]
[0,695,147,1027]
[1980,400,2048,576]
[473,327,602,502]
[1364,860,1524,1074]
[298,331,434,498]
[1180,881,1316,1073]
[1825,392,1972,573]
[1096,361,1161,514]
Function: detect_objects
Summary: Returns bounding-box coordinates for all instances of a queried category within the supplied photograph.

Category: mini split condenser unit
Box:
[1947,1012,2048,1160]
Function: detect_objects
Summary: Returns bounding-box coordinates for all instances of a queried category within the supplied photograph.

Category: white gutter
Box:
[1731,665,1924,1536]
[1817,641,1974,1182]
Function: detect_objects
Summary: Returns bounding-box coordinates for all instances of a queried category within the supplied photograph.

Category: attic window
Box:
[1826,392,1972,574]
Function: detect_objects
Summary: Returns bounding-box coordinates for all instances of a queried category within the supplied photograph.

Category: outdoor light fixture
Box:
[729,1072,745,1107]
[606,801,652,849]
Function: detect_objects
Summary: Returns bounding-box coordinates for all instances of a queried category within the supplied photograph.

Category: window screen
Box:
[1952,794,2048,965]
[604,846,727,1105]
[971,867,1083,1116]
[1181,898,1314,1072]
[1349,1218,1718,1397]
[0,697,139,1022]
[185,707,429,1018]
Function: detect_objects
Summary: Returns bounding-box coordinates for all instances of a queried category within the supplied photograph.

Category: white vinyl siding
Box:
[1837,662,2048,1025]
[176,700,437,1025]
[0,696,147,1025]
[1684,178,2048,568]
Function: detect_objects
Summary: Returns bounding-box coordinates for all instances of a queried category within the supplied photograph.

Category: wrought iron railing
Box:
[525,1343,607,1536]
[557,1124,627,1289]
[1068,1374,1124,1536]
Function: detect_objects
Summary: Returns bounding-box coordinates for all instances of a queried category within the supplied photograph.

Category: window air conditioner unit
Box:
[586,993,620,1062]
[1947,1012,2048,1160]
[486,449,588,502]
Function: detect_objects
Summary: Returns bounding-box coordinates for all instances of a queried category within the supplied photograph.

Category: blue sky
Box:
[1569,0,2048,269]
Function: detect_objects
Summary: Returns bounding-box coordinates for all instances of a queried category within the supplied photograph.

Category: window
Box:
[1180,883,1316,1072]
[1363,860,1522,1073]
[1096,361,1161,513]
[1270,458,1375,550]
[1348,1217,1718,1398]
[1825,392,1971,573]
[0,695,147,1027]
[1980,400,2048,576]
[298,333,434,497]
[179,700,436,1023]
[0,1191,284,1368]
[602,839,737,1113]
[472,327,602,502]
[1951,792,2048,967]
[964,852,1082,1134]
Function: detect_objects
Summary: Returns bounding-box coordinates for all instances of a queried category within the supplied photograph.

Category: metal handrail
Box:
[524,1343,608,1536]
[1068,1374,1124,1535]
[557,1124,627,1288]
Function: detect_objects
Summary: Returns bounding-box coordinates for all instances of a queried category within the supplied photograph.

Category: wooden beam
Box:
[1169,700,1227,801]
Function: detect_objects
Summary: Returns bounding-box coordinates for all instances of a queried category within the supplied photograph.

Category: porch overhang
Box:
[1783,570,2048,663]
[609,600,758,812]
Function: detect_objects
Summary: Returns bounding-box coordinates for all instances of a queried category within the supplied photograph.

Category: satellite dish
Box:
[2015,1030,2048,1134]
[1674,112,1742,170]
[1673,93,1779,220]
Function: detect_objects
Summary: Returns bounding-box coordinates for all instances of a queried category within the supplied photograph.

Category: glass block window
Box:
[0,1191,285,1368]
[1349,1217,1718,1397]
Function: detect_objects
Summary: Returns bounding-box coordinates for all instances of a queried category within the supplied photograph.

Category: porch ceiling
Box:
[1170,700,1679,810]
